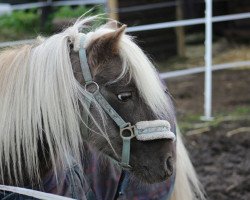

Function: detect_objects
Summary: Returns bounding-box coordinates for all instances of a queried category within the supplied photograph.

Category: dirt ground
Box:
[166,68,250,116]
[166,69,250,200]
[186,119,250,200]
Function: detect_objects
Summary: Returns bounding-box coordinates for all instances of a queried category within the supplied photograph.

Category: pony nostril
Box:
[165,156,173,176]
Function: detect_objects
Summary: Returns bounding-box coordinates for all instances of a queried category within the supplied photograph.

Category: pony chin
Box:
[131,166,176,184]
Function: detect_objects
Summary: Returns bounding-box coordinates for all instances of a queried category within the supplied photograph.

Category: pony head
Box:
[71,18,177,183]
[0,17,176,185]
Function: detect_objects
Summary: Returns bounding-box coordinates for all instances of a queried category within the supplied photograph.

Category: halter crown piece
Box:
[78,35,176,169]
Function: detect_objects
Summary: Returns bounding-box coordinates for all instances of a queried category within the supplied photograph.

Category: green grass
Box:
[232,106,250,115]
[178,105,250,133]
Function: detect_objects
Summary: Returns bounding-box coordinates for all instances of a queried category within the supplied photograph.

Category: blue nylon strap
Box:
[93,91,128,129]
[78,35,133,168]
[93,91,132,167]
[79,37,93,84]
[78,36,128,130]
[120,138,131,168]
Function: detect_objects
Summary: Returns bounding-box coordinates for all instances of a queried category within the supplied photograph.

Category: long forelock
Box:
[82,23,174,122]
[118,36,175,121]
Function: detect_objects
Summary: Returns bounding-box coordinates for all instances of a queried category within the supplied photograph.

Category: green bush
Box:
[0,5,105,41]
[0,10,39,41]
[53,6,105,19]
[50,6,106,33]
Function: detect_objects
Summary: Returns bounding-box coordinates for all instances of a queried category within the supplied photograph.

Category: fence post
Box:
[107,0,119,20]
[41,0,52,32]
[175,0,186,57]
[202,0,213,121]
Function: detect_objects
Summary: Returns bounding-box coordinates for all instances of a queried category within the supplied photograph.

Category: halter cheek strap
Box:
[79,36,134,169]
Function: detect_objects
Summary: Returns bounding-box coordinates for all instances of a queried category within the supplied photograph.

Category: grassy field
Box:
[179,105,250,134]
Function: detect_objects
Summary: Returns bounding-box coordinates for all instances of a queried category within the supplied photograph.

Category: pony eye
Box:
[117,92,132,102]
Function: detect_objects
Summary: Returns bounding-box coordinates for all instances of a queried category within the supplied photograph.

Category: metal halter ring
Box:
[120,123,135,139]
[84,81,99,94]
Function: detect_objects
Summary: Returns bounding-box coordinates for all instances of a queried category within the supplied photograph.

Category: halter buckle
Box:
[120,123,135,139]
[120,123,134,170]
[84,81,99,94]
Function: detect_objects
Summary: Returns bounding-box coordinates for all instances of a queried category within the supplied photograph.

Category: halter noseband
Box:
[78,35,175,169]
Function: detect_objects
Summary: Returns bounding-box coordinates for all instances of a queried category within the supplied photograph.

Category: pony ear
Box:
[90,24,127,55]
[105,20,119,30]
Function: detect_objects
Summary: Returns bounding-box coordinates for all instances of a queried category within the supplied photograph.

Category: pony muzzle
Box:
[120,120,175,169]
[134,120,176,141]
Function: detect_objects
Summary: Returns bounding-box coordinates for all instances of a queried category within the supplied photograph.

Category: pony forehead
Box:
[79,29,172,119]
[69,18,174,119]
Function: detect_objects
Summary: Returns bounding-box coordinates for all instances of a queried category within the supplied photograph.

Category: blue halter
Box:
[78,35,176,170]
[78,36,134,169]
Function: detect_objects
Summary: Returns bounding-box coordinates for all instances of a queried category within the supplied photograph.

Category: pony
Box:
[0,16,205,200]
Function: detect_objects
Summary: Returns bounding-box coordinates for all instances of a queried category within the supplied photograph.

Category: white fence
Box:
[0,1,250,120]
[127,2,250,120]
[9,1,105,11]
[0,185,75,200]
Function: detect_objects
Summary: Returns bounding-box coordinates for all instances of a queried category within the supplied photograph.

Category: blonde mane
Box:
[0,16,205,200]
